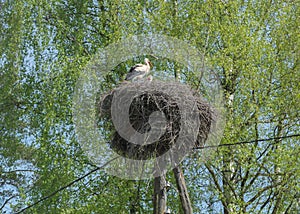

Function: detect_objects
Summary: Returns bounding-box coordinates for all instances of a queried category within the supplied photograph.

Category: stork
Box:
[125,58,152,81]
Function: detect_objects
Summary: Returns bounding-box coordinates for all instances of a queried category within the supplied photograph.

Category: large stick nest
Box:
[98,80,214,160]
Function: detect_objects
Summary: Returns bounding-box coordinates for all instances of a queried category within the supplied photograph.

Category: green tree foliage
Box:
[1,0,299,213]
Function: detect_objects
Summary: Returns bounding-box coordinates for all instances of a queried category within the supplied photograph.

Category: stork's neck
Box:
[143,61,149,69]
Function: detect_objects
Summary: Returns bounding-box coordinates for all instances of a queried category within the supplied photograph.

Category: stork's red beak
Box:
[149,61,153,67]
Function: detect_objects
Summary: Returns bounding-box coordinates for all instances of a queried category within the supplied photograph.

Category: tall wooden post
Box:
[153,173,167,214]
[173,166,193,213]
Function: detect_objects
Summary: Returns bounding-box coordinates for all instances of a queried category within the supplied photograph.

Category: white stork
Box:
[125,58,152,81]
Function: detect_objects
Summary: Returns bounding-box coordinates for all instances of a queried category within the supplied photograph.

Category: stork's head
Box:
[144,58,153,67]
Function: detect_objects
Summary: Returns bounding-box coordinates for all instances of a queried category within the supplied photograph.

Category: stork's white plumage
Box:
[125,58,152,81]
[146,75,153,82]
